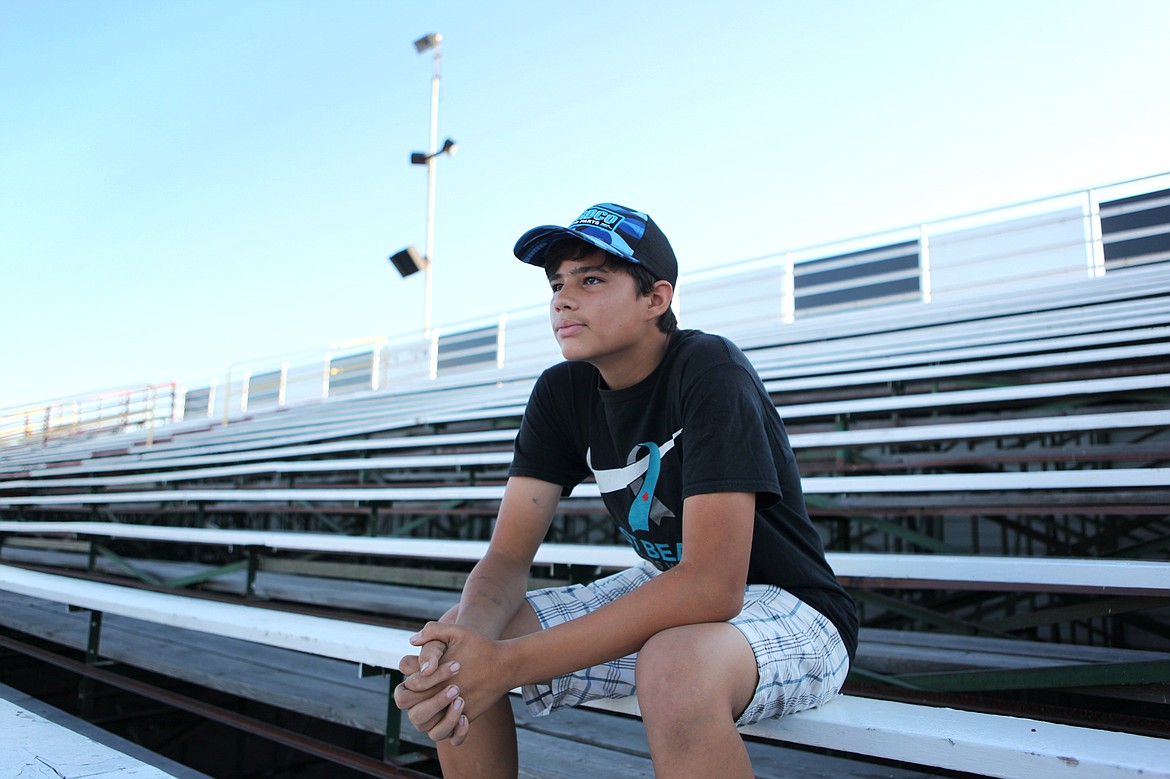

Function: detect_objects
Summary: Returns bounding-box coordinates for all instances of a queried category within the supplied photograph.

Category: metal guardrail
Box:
[0,384,178,451]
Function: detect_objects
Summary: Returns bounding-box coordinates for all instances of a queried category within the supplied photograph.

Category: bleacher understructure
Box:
[0,175,1168,777]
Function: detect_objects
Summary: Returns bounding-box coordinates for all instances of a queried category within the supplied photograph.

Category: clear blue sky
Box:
[2,0,1168,410]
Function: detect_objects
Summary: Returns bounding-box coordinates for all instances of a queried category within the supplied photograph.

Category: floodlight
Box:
[389,246,425,277]
[414,33,441,53]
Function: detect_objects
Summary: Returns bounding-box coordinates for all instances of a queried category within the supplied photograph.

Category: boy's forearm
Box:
[447,475,559,639]
[452,550,531,639]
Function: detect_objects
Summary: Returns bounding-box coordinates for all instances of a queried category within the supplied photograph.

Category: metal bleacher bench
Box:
[6,279,1166,474]
[0,560,1167,778]
[6,362,1165,479]
[2,408,1167,488]
[0,467,1165,512]
[3,521,1170,597]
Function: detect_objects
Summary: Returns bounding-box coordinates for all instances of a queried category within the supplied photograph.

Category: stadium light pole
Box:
[411,32,454,340]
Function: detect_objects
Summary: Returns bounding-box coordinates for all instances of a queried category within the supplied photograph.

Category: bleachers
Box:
[0,251,1165,588]
[5,260,1166,470]
[2,563,1167,779]
[0,212,1168,775]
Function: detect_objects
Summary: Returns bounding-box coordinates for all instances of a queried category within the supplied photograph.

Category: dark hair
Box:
[543,239,678,333]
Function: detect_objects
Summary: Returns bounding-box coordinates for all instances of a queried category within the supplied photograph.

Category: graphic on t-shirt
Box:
[587,429,682,531]
[626,441,660,532]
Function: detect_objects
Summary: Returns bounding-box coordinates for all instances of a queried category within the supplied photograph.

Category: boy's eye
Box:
[551,274,605,293]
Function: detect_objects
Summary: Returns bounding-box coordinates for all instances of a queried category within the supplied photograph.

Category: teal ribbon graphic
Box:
[627,442,661,532]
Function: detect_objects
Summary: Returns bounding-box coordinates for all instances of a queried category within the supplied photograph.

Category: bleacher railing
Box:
[0,383,179,450]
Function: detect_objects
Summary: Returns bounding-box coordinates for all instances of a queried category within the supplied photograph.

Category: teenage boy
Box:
[394,203,858,778]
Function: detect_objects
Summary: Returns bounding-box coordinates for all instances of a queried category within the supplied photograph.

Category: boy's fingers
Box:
[411,621,458,648]
[393,665,453,711]
[403,685,461,733]
[426,695,466,744]
[417,639,447,675]
[448,713,471,747]
[398,654,421,677]
[401,660,460,694]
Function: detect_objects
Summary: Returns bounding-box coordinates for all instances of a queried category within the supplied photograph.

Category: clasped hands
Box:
[393,622,510,746]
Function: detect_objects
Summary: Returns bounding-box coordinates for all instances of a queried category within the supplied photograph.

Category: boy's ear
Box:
[646,280,674,319]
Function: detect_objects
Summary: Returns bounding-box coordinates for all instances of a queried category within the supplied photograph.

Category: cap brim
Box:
[514,225,636,269]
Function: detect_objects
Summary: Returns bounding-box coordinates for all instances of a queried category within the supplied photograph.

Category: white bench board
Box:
[775,372,1170,418]
[0,564,413,670]
[4,522,1169,594]
[789,409,1170,448]
[587,694,1170,779]
[0,451,516,491]
[6,429,520,478]
[1,467,1166,508]
[763,338,1170,393]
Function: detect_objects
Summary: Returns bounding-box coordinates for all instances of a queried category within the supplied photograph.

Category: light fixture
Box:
[413,33,441,53]
[410,137,458,165]
[389,246,425,278]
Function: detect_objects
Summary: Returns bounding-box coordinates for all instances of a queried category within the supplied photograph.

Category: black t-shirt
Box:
[510,329,859,659]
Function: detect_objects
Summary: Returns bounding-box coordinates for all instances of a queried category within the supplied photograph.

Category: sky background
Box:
[2,0,1169,411]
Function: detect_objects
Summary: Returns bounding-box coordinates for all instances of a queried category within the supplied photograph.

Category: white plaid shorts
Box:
[522,561,850,726]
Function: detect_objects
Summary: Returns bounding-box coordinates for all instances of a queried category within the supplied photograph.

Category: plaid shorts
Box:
[522,561,850,726]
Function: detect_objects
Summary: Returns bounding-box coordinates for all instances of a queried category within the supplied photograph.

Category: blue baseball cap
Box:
[513,203,678,286]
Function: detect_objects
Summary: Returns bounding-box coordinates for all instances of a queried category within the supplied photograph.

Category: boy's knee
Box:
[637,629,703,674]
[635,629,719,714]
[635,624,759,726]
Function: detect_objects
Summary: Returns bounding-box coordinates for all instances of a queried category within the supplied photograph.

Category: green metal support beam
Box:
[94,541,253,591]
[358,664,429,765]
[986,596,1170,633]
[894,659,1170,693]
[161,558,251,589]
[96,544,164,586]
[850,516,967,554]
[845,665,926,691]
[295,500,348,534]
[850,589,1019,639]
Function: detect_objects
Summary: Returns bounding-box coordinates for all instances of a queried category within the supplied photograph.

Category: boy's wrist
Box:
[499,634,538,688]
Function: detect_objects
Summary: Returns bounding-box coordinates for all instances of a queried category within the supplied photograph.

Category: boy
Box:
[394,202,858,778]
